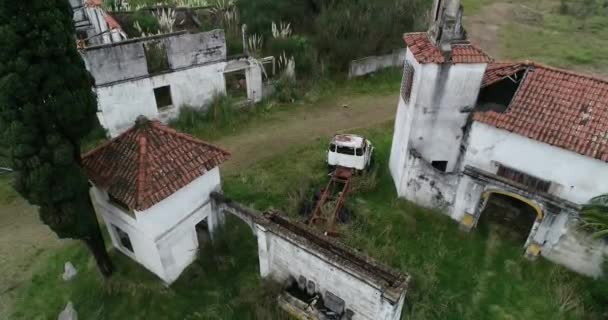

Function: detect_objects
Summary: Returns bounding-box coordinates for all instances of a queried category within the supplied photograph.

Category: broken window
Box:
[497,165,551,193]
[477,70,526,113]
[113,225,134,253]
[224,70,248,101]
[401,62,415,103]
[432,161,448,172]
[154,86,173,110]
[144,41,170,74]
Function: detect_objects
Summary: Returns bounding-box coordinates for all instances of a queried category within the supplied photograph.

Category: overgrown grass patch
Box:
[0,174,18,206]
[223,122,603,319]
[11,215,286,320]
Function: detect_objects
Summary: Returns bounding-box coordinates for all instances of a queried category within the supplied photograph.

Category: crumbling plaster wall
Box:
[407,61,486,173]
[82,30,227,85]
[256,226,406,320]
[463,122,608,204]
[95,62,227,136]
[348,49,408,78]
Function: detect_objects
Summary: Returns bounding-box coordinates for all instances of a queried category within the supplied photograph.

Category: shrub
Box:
[132,9,160,35]
[272,74,299,103]
[266,36,316,76]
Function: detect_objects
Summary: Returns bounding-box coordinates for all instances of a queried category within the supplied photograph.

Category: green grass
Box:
[0,174,18,206]
[169,68,402,141]
[10,215,287,320]
[224,122,603,319]
[501,8,608,72]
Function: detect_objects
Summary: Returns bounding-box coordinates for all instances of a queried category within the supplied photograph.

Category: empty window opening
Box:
[401,62,415,103]
[336,146,355,156]
[477,70,526,113]
[154,86,173,110]
[144,41,170,74]
[328,143,337,152]
[497,165,551,193]
[224,70,248,101]
[478,193,539,243]
[431,161,448,172]
[113,225,134,253]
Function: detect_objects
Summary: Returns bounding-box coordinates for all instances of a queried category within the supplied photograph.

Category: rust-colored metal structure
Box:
[308,166,353,237]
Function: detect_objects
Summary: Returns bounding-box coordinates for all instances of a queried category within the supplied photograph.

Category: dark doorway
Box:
[224,70,248,102]
[195,218,211,245]
[478,193,539,244]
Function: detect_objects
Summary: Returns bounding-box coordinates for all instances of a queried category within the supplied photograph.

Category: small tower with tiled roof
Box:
[83,116,230,284]
[389,0,491,203]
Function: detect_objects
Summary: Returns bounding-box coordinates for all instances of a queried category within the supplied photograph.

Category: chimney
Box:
[428,0,467,58]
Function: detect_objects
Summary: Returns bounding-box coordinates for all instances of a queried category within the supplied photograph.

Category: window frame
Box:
[112,224,134,253]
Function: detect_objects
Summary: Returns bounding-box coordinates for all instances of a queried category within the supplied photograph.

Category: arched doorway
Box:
[477,190,543,244]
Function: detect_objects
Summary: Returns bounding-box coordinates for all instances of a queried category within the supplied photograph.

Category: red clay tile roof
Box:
[403,32,492,64]
[83,118,230,211]
[475,62,608,162]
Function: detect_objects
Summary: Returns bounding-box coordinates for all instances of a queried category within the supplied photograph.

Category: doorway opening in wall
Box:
[195,218,211,246]
[477,192,541,244]
[224,70,248,103]
[154,86,173,111]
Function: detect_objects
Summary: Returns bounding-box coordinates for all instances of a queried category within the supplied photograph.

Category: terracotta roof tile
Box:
[82,118,230,211]
[475,62,608,162]
[403,32,491,64]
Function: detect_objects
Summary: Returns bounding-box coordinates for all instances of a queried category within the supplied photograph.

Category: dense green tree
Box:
[581,194,608,238]
[0,1,113,276]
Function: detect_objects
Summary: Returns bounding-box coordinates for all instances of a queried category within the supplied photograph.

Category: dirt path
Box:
[0,91,398,318]
[216,93,398,172]
[466,3,515,59]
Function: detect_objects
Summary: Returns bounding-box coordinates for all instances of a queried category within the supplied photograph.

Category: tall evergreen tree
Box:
[0,0,113,276]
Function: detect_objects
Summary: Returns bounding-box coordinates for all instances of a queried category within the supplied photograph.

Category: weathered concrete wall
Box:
[395,149,460,210]
[542,215,608,277]
[91,168,224,283]
[255,214,408,320]
[463,122,608,204]
[408,61,486,173]
[212,195,409,320]
[82,30,227,85]
[348,49,408,78]
[96,62,227,136]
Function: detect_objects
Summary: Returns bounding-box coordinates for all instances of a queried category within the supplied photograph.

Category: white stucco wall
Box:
[91,167,223,283]
[96,62,227,136]
[256,228,405,320]
[407,57,486,173]
[464,122,608,204]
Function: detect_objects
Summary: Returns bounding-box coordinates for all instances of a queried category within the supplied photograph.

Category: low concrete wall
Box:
[212,193,410,320]
[348,49,407,78]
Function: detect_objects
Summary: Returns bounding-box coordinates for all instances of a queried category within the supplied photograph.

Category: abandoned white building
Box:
[390,0,608,277]
[82,117,410,319]
[82,117,230,283]
[79,28,263,137]
[70,0,127,46]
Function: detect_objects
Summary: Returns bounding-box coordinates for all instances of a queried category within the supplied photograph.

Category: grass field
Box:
[464,0,608,75]
[10,123,603,319]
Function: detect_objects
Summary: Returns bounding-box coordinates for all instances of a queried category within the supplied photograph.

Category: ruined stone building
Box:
[71,1,264,137]
[390,0,608,276]
[70,0,127,46]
